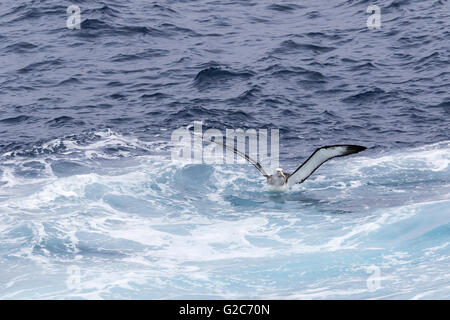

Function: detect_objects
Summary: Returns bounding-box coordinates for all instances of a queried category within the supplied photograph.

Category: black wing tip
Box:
[320,144,367,156]
[346,145,367,153]
[321,144,367,151]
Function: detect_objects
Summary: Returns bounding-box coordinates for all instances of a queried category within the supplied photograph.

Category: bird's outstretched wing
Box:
[197,133,269,177]
[286,145,366,187]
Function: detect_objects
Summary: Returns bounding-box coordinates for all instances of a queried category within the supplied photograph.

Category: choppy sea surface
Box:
[0,0,449,299]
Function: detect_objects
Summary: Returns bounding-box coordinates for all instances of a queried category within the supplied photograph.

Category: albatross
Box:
[203,136,367,190]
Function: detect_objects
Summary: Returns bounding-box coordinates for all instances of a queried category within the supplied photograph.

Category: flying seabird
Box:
[203,136,367,190]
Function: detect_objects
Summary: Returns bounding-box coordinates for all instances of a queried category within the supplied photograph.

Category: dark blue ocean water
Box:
[0,0,449,299]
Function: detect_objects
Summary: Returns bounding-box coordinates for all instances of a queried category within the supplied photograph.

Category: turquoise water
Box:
[0,133,448,299]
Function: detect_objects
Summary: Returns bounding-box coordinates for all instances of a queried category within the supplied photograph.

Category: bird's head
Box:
[274,168,286,179]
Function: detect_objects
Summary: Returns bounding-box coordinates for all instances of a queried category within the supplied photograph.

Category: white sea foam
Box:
[0,134,449,299]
